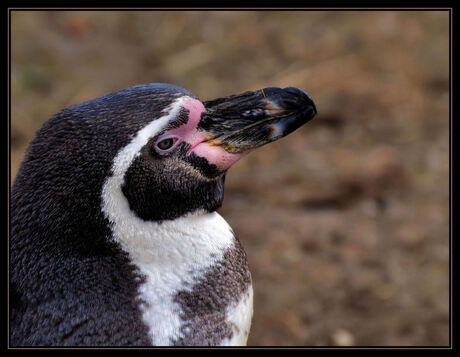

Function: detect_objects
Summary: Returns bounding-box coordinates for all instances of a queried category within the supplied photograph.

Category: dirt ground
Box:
[10,10,450,346]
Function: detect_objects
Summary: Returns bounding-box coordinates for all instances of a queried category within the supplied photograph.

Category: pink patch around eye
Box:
[165,98,206,141]
[183,98,206,127]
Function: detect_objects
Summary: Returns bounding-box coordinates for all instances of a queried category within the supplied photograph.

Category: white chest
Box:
[102,178,253,345]
[119,212,253,346]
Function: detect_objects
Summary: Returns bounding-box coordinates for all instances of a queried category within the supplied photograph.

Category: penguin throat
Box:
[120,165,226,222]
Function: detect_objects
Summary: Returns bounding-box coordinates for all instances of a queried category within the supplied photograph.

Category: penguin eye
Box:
[155,137,179,153]
[157,138,174,150]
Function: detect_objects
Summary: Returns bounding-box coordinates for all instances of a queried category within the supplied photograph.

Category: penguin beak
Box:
[199,86,317,154]
[184,86,316,171]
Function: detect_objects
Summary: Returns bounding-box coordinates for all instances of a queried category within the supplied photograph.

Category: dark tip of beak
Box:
[260,86,317,137]
[282,87,318,115]
[263,86,317,117]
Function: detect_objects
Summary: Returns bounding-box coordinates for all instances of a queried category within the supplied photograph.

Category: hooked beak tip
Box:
[263,86,317,117]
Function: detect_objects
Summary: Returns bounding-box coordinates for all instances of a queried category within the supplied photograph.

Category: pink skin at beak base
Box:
[191,142,247,170]
[166,97,246,171]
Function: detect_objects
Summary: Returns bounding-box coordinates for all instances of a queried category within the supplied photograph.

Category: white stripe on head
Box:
[109,98,184,178]
[100,96,236,345]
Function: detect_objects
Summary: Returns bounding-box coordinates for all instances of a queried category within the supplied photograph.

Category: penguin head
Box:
[97,83,317,222]
[21,83,315,225]
[115,88,226,222]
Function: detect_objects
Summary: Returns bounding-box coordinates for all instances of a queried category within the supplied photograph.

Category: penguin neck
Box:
[102,186,238,345]
[102,171,252,346]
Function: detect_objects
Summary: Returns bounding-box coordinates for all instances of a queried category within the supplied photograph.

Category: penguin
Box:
[10,83,317,346]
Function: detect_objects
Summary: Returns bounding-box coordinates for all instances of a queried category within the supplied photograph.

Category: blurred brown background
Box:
[10,10,450,346]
